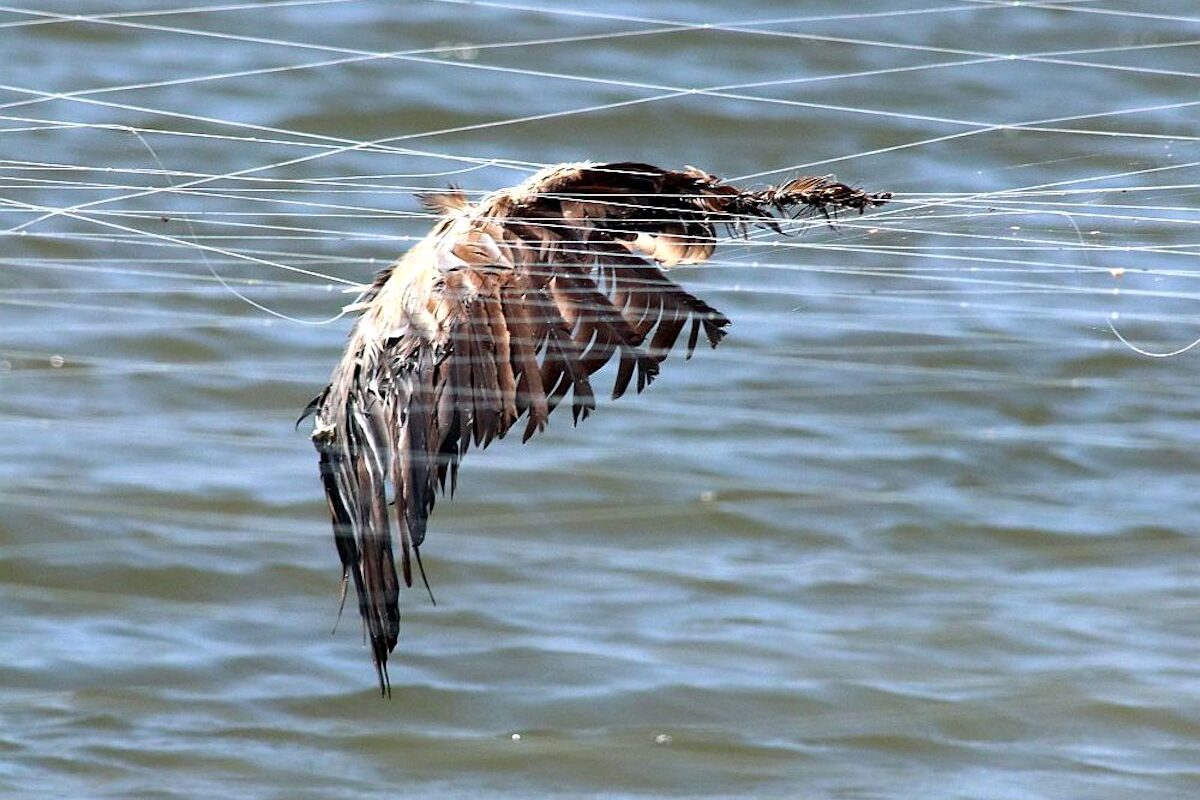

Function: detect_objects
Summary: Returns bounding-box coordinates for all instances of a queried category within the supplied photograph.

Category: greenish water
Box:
[2,2,1200,798]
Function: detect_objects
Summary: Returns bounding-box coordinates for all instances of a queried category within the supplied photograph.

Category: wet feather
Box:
[307,161,890,692]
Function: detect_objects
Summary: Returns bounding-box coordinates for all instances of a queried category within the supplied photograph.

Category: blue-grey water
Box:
[3,1,1200,798]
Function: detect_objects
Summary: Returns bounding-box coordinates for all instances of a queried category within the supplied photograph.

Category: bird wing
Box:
[309,162,890,693]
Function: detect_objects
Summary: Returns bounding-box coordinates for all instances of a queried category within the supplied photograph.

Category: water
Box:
[3,1,1200,797]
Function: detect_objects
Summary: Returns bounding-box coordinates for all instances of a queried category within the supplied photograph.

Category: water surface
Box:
[3,2,1200,798]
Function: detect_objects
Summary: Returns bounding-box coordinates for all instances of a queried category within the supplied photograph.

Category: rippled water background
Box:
[3,1,1200,797]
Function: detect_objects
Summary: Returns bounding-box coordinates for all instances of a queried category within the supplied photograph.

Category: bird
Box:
[302,161,891,694]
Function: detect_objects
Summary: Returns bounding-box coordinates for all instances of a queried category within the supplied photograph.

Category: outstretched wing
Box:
[308,162,890,693]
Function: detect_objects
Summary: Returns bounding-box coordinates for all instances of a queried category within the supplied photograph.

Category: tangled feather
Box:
[304,162,890,694]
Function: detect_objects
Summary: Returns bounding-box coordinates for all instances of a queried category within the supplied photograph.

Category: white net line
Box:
[2,0,1198,479]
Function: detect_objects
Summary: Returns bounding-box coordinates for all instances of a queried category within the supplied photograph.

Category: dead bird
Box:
[302,161,891,694]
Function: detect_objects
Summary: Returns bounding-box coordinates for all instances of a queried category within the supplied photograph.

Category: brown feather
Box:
[501,284,550,442]
[482,291,518,430]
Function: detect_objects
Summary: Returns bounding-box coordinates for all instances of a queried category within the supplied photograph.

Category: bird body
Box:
[305,162,890,693]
